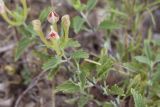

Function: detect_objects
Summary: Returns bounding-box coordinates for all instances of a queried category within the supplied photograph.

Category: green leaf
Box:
[71,0,86,11]
[144,40,152,60]
[66,39,81,48]
[103,102,114,107]
[18,24,36,37]
[32,51,51,62]
[155,54,160,63]
[99,20,122,30]
[42,57,61,71]
[131,89,146,107]
[79,70,86,90]
[152,64,160,84]
[39,7,52,23]
[123,63,137,72]
[134,56,151,66]
[109,85,125,96]
[153,39,160,46]
[56,81,80,93]
[21,66,31,85]
[81,62,96,76]
[96,49,113,79]
[126,75,141,94]
[12,11,24,22]
[15,37,33,61]
[86,0,97,11]
[48,67,59,80]
[72,16,85,33]
[78,96,89,107]
[71,50,89,59]
[61,38,80,49]
[109,8,128,17]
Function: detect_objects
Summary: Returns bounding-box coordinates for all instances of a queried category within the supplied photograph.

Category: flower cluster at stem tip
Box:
[32,11,71,56]
[47,11,60,40]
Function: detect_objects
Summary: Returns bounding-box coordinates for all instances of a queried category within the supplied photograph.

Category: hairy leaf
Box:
[134,56,151,66]
[60,38,80,49]
[103,102,114,107]
[72,16,85,33]
[99,20,122,30]
[144,40,152,61]
[97,49,113,79]
[56,81,80,93]
[15,37,33,61]
[86,0,97,11]
[131,89,146,107]
[39,7,52,23]
[78,96,89,107]
[71,0,86,11]
[42,57,61,71]
[79,70,86,90]
[71,50,89,59]
[109,85,125,96]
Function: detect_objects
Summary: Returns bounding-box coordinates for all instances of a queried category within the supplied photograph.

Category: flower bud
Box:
[61,14,70,30]
[32,19,51,47]
[61,15,70,40]
[46,26,59,39]
[47,11,59,23]
[32,19,42,32]
[0,0,5,14]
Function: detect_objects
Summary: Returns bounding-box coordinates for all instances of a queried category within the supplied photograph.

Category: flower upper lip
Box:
[47,11,59,23]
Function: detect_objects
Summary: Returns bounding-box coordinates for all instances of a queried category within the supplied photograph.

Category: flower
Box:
[46,26,59,39]
[47,11,59,23]
[0,0,5,14]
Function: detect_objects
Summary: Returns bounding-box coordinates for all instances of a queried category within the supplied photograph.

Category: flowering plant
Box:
[1,0,160,107]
